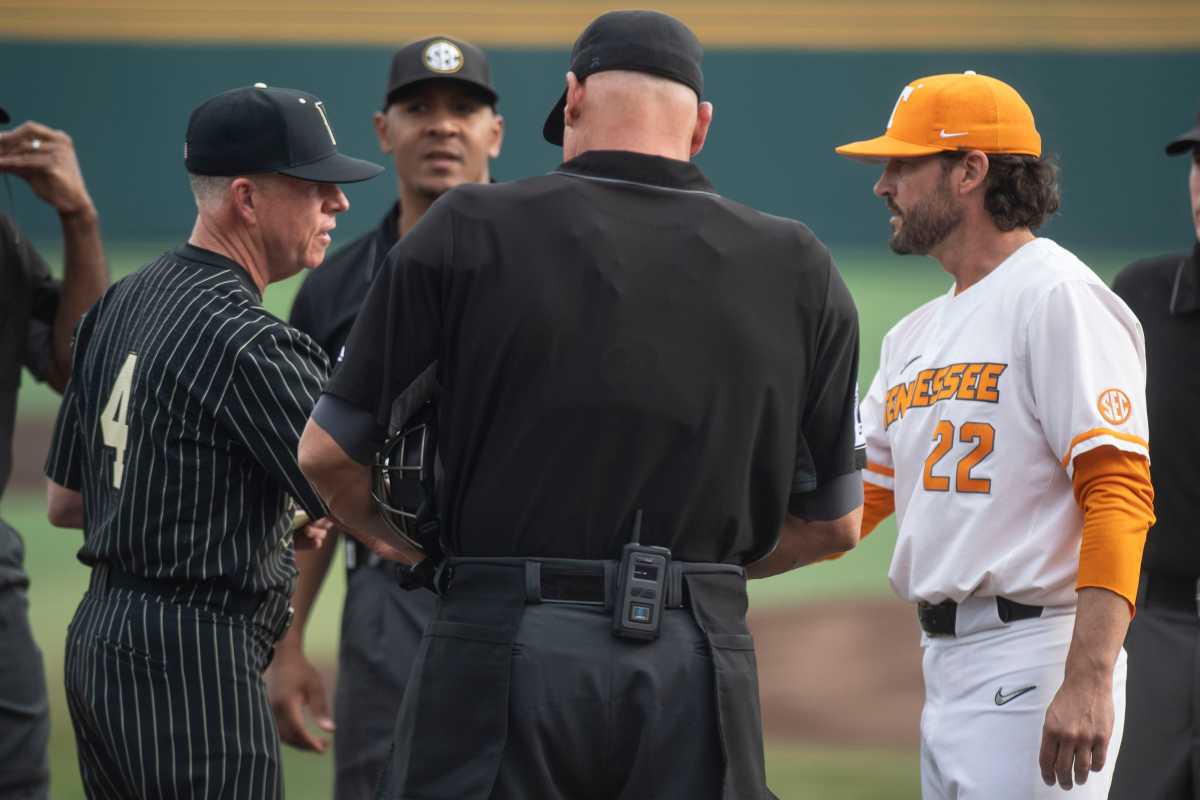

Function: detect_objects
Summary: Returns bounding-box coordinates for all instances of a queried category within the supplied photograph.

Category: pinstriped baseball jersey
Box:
[861,238,1149,608]
[45,243,329,596]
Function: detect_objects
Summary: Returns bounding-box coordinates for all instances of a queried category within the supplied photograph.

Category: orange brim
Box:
[835,133,949,162]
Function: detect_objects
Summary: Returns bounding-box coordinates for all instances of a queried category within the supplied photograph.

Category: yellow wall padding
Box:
[2,0,1198,48]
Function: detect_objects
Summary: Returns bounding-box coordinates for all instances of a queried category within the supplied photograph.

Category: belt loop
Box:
[524,561,542,604]
[668,561,684,609]
[602,561,614,611]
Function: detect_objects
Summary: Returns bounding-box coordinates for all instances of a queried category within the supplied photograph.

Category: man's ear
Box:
[956,150,990,196]
[373,110,392,154]
[229,177,259,224]
[488,112,505,159]
[691,101,714,158]
[563,72,585,133]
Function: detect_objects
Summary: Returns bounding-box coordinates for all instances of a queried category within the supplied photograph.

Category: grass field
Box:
[5,240,1139,798]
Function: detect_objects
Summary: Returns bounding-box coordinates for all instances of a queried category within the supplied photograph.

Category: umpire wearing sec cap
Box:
[271,35,503,799]
[300,10,862,800]
[45,84,380,799]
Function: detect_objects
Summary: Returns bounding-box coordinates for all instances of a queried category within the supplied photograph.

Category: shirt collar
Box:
[554,150,716,195]
[175,243,262,301]
[365,202,402,283]
[1169,241,1200,315]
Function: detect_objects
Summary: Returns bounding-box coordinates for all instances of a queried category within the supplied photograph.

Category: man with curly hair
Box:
[836,71,1155,798]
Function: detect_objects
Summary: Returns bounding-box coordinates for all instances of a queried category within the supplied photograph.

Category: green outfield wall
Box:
[1,42,1196,252]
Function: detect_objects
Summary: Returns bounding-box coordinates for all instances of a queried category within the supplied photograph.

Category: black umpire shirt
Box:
[0,212,59,588]
[290,202,399,363]
[45,244,329,595]
[318,150,864,564]
[1113,242,1200,578]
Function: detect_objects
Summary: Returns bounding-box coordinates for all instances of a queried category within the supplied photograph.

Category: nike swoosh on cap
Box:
[940,130,969,138]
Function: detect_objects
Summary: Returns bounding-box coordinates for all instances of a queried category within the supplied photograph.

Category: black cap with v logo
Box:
[185,84,383,183]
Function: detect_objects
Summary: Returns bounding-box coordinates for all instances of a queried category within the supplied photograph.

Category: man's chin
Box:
[307,247,331,269]
[889,234,915,256]
[413,174,463,198]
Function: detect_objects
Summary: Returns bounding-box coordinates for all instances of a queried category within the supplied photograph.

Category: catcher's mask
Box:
[371,399,443,557]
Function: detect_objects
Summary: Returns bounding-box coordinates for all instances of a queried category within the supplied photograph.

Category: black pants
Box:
[334,564,436,800]
[65,568,291,799]
[377,560,768,800]
[0,585,49,799]
[1111,574,1200,799]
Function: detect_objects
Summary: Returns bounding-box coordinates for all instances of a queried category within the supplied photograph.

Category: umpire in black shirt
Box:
[300,11,863,799]
[44,84,381,799]
[272,37,503,796]
[1110,112,1200,799]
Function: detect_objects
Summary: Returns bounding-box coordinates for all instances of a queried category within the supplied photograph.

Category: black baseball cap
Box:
[185,84,384,183]
[384,36,498,108]
[542,10,704,146]
[1166,111,1200,156]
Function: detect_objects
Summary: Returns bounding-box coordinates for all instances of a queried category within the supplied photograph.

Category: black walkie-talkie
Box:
[613,509,671,641]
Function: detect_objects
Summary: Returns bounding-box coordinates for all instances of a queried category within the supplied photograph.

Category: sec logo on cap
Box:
[1097,388,1132,425]
[424,41,464,74]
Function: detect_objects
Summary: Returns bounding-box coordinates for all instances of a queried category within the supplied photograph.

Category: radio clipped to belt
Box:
[613,509,671,641]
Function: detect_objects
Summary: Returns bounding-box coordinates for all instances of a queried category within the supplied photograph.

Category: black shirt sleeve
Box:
[28,254,60,328]
[789,251,865,520]
[323,198,448,446]
[218,327,331,518]
[0,213,60,384]
[23,319,55,383]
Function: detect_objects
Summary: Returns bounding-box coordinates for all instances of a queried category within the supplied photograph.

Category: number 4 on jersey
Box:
[100,352,138,489]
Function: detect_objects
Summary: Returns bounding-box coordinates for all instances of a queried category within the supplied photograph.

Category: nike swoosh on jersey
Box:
[994,685,1038,706]
[939,130,969,138]
[901,355,923,372]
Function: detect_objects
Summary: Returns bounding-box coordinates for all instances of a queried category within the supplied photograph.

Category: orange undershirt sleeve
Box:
[1072,445,1155,615]
[862,481,896,539]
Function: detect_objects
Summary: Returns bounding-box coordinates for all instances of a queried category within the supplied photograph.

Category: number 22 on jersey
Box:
[923,420,995,494]
[100,352,138,489]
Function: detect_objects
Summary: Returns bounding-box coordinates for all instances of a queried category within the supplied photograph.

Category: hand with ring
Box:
[0,120,95,218]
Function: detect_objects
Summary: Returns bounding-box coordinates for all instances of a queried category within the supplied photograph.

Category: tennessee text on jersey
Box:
[884,362,1008,429]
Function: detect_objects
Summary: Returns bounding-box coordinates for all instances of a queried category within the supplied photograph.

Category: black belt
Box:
[103,567,268,618]
[1140,571,1200,615]
[443,557,745,609]
[917,596,1044,637]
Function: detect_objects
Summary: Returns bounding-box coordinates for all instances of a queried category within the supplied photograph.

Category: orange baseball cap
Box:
[836,71,1041,161]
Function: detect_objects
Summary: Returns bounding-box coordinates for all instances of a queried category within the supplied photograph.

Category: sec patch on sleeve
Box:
[1097,388,1132,425]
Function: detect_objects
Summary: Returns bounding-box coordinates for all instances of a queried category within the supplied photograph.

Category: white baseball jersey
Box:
[862,237,1149,608]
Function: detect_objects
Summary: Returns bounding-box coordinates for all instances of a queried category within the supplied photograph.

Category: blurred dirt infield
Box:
[752,600,922,746]
[11,418,53,492]
[13,418,924,747]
